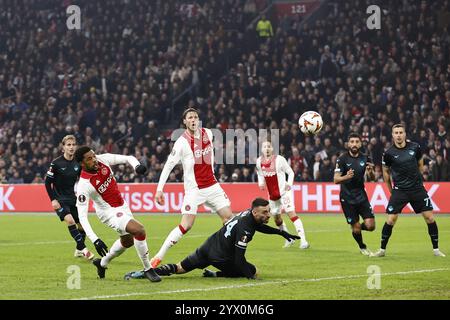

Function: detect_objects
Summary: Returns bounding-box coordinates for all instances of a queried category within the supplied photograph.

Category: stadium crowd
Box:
[0,0,449,185]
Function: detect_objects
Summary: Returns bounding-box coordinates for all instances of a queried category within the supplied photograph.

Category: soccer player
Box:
[334,133,376,256]
[256,141,309,249]
[74,146,161,282]
[151,108,234,268]
[371,124,446,257]
[125,198,299,280]
[45,135,94,260]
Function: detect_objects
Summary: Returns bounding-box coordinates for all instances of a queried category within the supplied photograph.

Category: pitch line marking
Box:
[75,268,450,300]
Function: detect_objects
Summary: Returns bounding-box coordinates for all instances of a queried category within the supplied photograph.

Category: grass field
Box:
[0,213,449,300]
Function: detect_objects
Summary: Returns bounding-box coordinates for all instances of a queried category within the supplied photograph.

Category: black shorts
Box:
[340,198,374,225]
[55,201,79,223]
[386,188,433,214]
[180,248,256,278]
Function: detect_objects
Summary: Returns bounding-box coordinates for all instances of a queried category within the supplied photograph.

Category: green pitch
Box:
[0,214,449,300]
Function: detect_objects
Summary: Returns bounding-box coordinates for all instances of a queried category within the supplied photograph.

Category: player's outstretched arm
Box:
[256,224,300,240]
[96,153,141,171]
[156,140,183,193]
[76,186,99,244]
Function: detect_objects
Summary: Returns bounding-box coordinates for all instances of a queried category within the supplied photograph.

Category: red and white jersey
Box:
[256,155,294,201]
[157,128,217,192]
[76,153,140,242]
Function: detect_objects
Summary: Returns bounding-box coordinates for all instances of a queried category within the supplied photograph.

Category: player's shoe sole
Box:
[144,268,162,282]
[93,258,107,279]
[150,257,162,269]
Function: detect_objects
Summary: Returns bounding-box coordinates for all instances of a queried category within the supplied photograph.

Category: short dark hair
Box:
[182,107,199,119]
[347,132,361,141]
[74,146,92,163]
[392,123,405,131]
[251,198,269,209]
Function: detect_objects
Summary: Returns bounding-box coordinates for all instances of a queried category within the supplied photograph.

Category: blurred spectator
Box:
[431,154,449,181]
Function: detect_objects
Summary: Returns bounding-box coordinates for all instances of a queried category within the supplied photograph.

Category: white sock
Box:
[155,225,185,260]
[134,237,151,271]
[100,239,126,268]
[292,218,306,241]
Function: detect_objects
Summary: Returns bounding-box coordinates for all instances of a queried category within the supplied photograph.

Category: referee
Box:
[45,135,94,260]
[371,124,445,257]
[125,198,299,280]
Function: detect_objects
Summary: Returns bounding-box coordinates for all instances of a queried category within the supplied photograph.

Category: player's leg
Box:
[155,248,209,276]
[69,205,94,260]
[359,200,375,232]
[93,234,132,279]
[60,209,93,260]
[341,201,367,254]
[268,200,292,248]
[411,188,445,256]
[152,191,200,268]
[283,191,308,248]
[371,190,406,257]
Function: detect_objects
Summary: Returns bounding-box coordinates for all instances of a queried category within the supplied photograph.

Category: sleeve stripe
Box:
[46,171,54,177]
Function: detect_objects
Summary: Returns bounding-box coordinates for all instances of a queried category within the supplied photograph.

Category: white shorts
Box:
[182,183,231,215]
[269,191,295,215]
[100,204,134,236]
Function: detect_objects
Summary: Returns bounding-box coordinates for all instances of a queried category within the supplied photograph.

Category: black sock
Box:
[352,232,366,249]
[78,228,86,242]
[361,223,368,231]
[381,223,393,250]
[68,224,86,250]
[427,222,439,249]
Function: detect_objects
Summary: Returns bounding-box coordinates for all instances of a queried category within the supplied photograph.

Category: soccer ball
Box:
[298,111,323,135]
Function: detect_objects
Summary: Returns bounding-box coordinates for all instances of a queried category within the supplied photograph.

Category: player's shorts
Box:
[340,198,374,225]
[180,248,256,278]
[180,247,210,272]
[100,204,134,236]
[269,190,295,215]
[386,187,433,214]
[182,183,231,215]
[55,201,79,223]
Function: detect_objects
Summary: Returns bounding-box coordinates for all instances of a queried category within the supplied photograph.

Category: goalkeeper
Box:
[125,198,299,280]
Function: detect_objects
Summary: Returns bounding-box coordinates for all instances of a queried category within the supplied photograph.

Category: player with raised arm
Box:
[151,108,234,268]
[45,135,94,260]
[125,198,299,280]
[255,141,309,249]
[334,133,376,256]
[371,124,446,257]
[74,146,161,282]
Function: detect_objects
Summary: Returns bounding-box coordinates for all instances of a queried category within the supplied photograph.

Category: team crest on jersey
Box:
[116,212,123,218]
[203,135,208,143]
[101,167,108,175]
[74,166,79,172]
[388,205,394,212]
[409,150,415,156]
[360,161,365,167]
[185,205,191,211]
[78,194,86,203]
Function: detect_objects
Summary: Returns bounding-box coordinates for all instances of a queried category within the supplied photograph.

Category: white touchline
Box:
[74,268,450,300]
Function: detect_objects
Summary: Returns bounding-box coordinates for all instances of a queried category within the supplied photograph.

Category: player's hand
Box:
[346,169,355,179]
[51,200,61,210]
[135,164,147,175]
[94,239,108,257]
[280,231,300,241]
[155,191,165,205]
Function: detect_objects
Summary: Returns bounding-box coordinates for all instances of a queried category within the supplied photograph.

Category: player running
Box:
[151,108,234,268]
[125,198,299,280]
[371,124,446,257]
[255,141,309,249]
[45,135,94,260]
[334,133,376,256]
[74,146,161,282]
